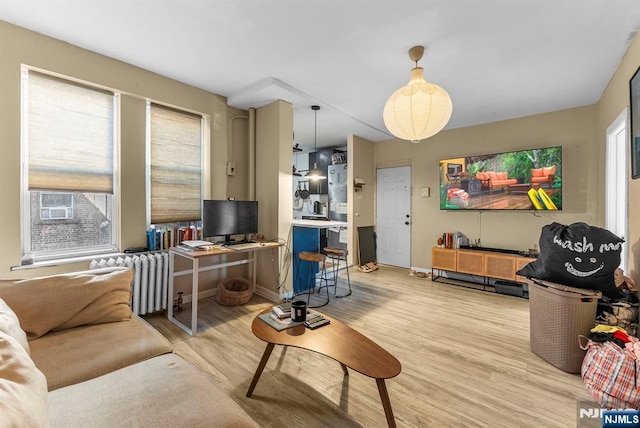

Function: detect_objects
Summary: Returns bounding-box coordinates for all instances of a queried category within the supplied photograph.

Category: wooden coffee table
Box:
[246,309,402,427]
[507,182,540,194]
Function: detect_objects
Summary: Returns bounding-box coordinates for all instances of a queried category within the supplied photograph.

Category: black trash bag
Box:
[517,222,624,298]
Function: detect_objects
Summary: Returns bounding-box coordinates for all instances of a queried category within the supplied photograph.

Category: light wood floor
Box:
[145,266,593,428]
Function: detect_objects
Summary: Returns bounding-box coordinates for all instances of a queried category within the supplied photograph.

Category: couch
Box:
[475,171,518,193]
[0,267,259,427]
[530,165,556,187]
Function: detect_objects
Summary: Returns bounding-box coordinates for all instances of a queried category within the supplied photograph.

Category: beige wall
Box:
[0,21,230,279]
[255,100,294,296]
[348,134,376,265]
[597,31,640,284]
[374,105,599,269]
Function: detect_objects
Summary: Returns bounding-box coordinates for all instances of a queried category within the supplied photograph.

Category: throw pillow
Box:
[0,268,133,339]
[532,168,544,177]
[0,331,49,427]
[517,222,623,297]
[0,298,30,354]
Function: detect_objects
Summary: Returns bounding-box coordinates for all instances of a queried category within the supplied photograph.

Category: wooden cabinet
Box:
[432,247,456,271]
[432,247,535,284]
[456,250,485,275]
[484,253,516,281]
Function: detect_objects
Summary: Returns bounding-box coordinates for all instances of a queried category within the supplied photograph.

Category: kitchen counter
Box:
[293,219,348,228]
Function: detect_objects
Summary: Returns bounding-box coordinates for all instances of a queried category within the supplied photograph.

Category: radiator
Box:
[89,252,169,315]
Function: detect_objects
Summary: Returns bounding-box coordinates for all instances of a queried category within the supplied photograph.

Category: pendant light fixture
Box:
[305,105,326,180]
[383,45,452,143]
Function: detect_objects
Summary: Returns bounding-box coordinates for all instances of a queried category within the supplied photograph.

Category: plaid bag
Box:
[581,338,640,409]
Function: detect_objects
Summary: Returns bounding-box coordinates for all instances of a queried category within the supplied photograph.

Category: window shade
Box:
[150,104,202,224]
[27,71,114,193]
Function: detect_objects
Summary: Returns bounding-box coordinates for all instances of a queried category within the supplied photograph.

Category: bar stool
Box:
[296,251,329,308]
[323,247,352,298]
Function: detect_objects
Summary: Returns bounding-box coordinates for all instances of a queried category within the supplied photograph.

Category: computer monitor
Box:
[202,200,258,243]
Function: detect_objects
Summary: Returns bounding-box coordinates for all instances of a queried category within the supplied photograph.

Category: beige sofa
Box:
[0,267,258,427]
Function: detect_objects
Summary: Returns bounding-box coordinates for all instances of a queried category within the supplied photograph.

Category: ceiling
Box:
[2,1,640,151]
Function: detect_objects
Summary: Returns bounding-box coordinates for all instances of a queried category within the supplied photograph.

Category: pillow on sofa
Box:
[0,268,133,339]
[497,172,508,180]
[531,168,544,177]
[543,165,556,175]
[0,331,49,427]
[0,298,29,354]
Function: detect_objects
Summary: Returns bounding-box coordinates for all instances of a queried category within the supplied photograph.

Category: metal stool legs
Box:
[295,251,329,308]
[323,247,352,298]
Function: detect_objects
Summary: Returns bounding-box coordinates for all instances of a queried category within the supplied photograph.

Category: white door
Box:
[605,109,628,272]
[376,166,411,268]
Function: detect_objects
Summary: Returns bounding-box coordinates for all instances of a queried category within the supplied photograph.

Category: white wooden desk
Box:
[168,242,281,336]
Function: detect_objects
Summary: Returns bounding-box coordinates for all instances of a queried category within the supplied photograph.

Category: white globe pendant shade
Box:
[383,66,452,143]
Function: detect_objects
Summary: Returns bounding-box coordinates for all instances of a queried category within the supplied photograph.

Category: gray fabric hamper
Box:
[527,279,601,373]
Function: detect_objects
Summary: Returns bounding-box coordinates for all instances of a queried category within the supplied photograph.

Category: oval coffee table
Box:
[246,309,402,427]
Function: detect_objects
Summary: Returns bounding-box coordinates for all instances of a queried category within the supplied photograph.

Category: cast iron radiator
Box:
[89,252,169,315]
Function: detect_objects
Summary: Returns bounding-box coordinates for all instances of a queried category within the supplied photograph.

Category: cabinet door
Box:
[432,247,456,271]
[456,250,485,275]
[484,254,516,281]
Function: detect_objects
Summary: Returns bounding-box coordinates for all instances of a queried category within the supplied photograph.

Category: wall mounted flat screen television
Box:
[202,200,258,243]
[439,145,562,211]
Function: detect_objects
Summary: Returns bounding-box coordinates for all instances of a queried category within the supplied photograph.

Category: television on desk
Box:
[202,200,258,244]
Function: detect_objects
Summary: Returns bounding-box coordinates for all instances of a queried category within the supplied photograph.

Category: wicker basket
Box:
[527,278,601,373]
[216,277,253,306]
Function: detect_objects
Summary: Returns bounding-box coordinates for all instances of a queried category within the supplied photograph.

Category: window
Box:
[40,192,74,220]
[22,70,118,262]
[147,103,203,226]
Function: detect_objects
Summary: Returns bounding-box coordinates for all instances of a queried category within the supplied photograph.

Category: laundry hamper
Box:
[527,278,601,373]
[216,277,253,306]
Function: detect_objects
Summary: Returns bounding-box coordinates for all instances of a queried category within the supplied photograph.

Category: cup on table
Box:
[291,300,307,322]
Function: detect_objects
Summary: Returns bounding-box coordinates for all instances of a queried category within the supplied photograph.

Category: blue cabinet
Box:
[292,226,327,293]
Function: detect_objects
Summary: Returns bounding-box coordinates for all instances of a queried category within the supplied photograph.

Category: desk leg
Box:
[190,258,199,336]
[376,378,396,428]
[246,343,275,397]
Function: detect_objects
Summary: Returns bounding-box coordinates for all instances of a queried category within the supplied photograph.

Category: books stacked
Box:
[271,302,291,320]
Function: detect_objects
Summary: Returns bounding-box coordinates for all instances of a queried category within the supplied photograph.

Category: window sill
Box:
[11,252,124,271]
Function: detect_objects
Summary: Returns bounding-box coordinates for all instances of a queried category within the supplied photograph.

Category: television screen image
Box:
[439,146,562,211]
[202,200,258,242]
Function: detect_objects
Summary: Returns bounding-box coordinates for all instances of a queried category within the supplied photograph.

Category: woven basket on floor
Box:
[216,277,253,306]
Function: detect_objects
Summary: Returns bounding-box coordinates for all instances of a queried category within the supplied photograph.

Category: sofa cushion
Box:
[0,268,133,339]
[487,171,498,180]
[48,353,259,428]
[497,171,508,180]
[0,297,29,354]
[0,331,49,427]
[543,165,556,175]
[30,314,172,391]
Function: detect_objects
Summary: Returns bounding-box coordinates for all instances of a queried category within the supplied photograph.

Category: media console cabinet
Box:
[431,247,536,297]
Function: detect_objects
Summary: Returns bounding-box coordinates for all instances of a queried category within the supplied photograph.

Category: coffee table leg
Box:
[340,362,349,376]
[376,378,396,428]
[246,343,275,397]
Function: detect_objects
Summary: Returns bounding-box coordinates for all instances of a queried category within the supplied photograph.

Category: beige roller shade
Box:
[27,71,114,193]
[149,104,202,224]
